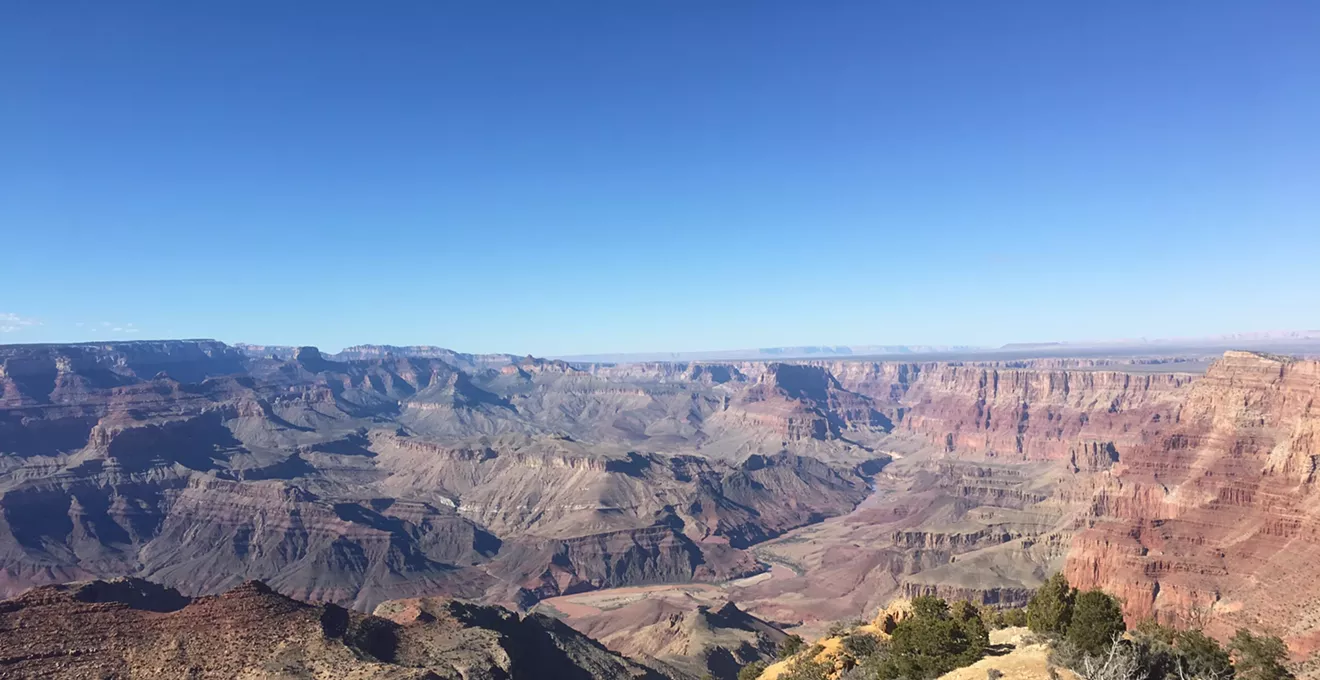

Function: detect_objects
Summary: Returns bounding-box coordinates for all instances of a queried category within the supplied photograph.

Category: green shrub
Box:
[951,600,991,659]
[870,595,988,679]
[778,634,805,659]
[1001,608,1028,627]
[912,595,950,619]
[1127,620,1182,680]
[1028,573,1076,638]
[1175,629,1234,680]
[841,632,883,661]
[1040,585,1289,680]
[1230,630,1294,680]
[1133,619,1177,646]
[738,661,769,680]
[1066,590,1126,657]
[1051,637,1144,680]
[779,658,832,680]
[961,613,991,658]
[827,619,866,637]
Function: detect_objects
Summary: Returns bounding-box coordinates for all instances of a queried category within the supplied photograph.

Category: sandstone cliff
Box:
[1066,351,1320,656]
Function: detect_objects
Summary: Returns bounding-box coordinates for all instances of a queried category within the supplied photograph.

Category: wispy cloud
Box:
[80,320,141,334]
[0,313,40,333]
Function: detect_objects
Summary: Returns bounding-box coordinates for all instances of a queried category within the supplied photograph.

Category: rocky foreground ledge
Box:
[0,577,666,679]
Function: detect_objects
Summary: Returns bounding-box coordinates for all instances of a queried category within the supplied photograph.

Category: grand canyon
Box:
[2,337,1319,678]
[11,1,1317,676]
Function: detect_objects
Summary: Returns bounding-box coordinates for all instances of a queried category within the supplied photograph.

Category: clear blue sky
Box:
[3,2,1317,355]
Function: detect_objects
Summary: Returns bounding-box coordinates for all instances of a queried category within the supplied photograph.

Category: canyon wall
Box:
[1066,351,1320,654]
[7,340,1320,659]
[822,360,1196,462]
[0,341,877,611]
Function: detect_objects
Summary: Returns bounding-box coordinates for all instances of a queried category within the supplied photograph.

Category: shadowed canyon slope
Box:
[0,341,878,611]
[3,340,1320,664]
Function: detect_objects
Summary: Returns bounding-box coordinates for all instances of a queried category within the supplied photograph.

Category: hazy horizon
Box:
[3,327,1318,360]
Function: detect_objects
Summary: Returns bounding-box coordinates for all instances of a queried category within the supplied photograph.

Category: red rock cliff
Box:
[1065,351,1320,654]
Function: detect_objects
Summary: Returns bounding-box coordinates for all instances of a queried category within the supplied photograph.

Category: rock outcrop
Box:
[568,599,787,680]
[0,577,666,679]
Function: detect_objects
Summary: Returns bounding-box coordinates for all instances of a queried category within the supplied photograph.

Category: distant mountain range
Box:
[230,331,1320,365]
[547,345,983,363]
[546,331,1320,364]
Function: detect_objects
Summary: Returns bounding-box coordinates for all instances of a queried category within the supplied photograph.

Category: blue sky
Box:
[3,2,1317,355]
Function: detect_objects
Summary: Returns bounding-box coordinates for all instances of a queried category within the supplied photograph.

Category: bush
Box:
[778,634,805,659]
[953,602,991,659]
[827,619,866,637]
[738,661,769,680]
[1028,573,1076,638]
[1175,629,1234,680]
[1054,638,1145,680]
[950,600,980,622]
[1230,630,1294,680]
[779,658,832,680]
[1067,590,1127,657]
[1066,609,1240,680]
[870,595,989,679]
[912,595,950,619]
[1127,623,1181,680]
[1001,608,1028,627]
[841,632,883,661]
[1133,619,1177,646]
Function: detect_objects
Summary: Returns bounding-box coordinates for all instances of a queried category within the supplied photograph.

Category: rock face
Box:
[568,599,787,680]
[723,455,1077,635]
[0,577,665,679]
[0,341,874,611]
[1066,352,1320,654]
[822,360,1196,462]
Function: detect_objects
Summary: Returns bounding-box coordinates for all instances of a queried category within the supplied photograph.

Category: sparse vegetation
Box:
[778,633,805,659]
[979,604,1028,629]
[738,661,769,680]
[778,658,833,680]
[762,577,1295,680]
[1002,607,1028,628]
[1231,629,1295,680]
[828,618,867,637]
[867,595,990,679]
[1028,572,1076,637]
[841,631,883,661]
[1032,574,1294,680]
[770,595,992,680]
[1174,629,1235,680]
[1067,590,1127,656]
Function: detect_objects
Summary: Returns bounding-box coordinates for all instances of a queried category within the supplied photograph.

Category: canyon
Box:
[2,339,1320,675]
